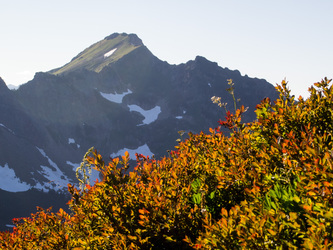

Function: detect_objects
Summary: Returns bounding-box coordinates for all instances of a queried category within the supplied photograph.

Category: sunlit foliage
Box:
[1,78,332,249]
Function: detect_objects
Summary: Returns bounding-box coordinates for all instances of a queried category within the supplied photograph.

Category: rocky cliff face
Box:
[0,33,278,230]
[0,77,9,92]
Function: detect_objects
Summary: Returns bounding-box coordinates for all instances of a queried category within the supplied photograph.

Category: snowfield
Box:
[66,161,80,172]
[0,163,31,192]
[36,147,72,192]
[100,89,132,103]
[104,48,117,58]
[128,105,161,125]
[111,144,154,160]
[99,89,161,125]
[68,138,80,148]
[0,123,15,134]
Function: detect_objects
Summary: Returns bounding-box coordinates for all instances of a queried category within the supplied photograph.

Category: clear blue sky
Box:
[1,1,332,98]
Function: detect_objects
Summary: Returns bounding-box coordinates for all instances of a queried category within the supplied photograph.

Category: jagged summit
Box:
[105,33,143,46]
[50,33,144,75]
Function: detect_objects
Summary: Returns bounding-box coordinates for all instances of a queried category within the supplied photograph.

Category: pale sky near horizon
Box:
[1,0,332,98]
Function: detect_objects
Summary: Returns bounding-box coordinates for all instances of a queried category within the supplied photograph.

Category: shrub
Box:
[1,78,332,249]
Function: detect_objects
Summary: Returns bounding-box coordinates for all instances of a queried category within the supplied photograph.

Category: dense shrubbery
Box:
[1,78,333,249]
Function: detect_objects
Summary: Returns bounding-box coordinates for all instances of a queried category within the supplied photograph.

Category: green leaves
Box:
[191,178,202,205]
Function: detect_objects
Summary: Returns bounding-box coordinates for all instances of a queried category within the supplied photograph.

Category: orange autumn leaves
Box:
[1,78,333,249]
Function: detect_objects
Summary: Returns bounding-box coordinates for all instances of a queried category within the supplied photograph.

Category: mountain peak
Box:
[105,33,143,46]
[51,33,144,75]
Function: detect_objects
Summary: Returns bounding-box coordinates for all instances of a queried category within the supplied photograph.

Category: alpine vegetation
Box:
[1,78,333,249]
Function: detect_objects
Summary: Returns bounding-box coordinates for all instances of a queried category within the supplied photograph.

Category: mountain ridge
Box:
[50,33,144,75]
[0,32,278,230]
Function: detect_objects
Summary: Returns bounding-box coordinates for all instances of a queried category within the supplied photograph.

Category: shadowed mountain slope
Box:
[0,32,278,230]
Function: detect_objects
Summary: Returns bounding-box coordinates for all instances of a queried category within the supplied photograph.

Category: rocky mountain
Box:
[0,33,278,230]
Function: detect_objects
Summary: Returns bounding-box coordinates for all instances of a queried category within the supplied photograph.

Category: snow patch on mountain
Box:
[0,163,31,192]
[100,89,132,103]
[104,48,117,58]
[37,166,69,191]
[111,144,154,160]
[33,182,48,193]
[66,161,100,184]
[128,105,161,125]
[37,147,58,170]
[36,147,71,191]
[68,138,80,148]
[0,123,15,134]
[66,161,80,172]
